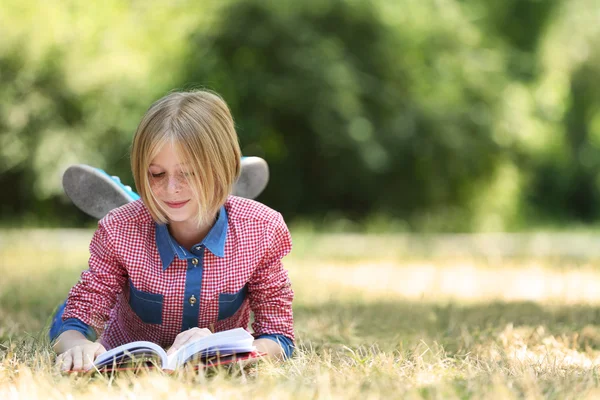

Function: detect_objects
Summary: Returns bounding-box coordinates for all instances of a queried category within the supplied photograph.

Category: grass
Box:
[2,229,600,398]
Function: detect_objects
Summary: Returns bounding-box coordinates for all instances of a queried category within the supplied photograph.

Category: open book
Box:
[93,328,259,371]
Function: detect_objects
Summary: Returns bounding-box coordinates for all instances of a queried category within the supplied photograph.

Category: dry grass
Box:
[2,229,600,399]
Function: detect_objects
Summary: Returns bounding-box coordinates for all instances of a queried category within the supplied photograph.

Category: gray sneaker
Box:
[64,157,269,219]
[233,157,269,200]
[62,164,140,220]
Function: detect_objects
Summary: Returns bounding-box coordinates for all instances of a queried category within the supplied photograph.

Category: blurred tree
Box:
[0,45,87,224]
[528,56,600,222]
[178,0,512,227]
[2,0,600,231]
[520,0,600,224]
[0,0,219,225]
[0,42,149,225]
[466,0,561,80]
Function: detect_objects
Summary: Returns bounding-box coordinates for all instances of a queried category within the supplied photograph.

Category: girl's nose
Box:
[167,174,182,192]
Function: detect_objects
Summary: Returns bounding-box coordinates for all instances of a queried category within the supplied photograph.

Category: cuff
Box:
[54,318,97,342]
[256,334,294,358]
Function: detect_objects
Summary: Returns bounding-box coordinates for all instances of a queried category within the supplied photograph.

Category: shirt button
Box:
[191,258,198,265]
[195,246,202,251]
[189,295,197,306]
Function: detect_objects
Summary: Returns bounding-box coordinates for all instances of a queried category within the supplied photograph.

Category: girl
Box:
[53,90,294,372]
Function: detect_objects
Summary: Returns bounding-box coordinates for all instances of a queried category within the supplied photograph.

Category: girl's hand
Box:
[167,327,212,356]
[55,342,107,372]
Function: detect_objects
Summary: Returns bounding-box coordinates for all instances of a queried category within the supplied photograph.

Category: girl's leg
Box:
[62,165,139,220]
[235,156,269,200]
[62,157,269,219]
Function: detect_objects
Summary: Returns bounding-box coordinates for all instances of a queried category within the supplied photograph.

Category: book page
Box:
[94,341,168,369]
[166,328,256,370]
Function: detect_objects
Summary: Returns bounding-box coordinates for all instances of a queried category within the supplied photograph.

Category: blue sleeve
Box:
[256,334,294,358]
[54,318,97,342]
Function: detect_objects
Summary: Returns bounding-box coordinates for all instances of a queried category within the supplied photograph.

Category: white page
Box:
[94,341,167,368]
[166,328,255,370]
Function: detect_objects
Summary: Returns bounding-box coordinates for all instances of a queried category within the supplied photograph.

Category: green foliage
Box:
[0,44,84,224]
[467,0,561,80]
[520,0,600,225]
[1,0,600,230]
[530,57,600,222]
[179,0,511,226]
[0,42,148,225]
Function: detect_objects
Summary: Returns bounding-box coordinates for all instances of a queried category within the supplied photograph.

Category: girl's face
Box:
[148,143,199,224]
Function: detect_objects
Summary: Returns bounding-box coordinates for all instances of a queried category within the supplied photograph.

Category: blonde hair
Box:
[130,90,241,227]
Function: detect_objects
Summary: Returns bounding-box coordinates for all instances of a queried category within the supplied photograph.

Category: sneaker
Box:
[62,164,140,220]
[233,156,269,199]
[64,157,269,219]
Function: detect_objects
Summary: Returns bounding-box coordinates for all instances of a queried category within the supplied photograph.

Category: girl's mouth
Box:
[165,200,190,209]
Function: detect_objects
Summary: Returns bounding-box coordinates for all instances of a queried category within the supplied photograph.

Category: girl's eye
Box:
[151,172,165,178]
[183,171,195,177]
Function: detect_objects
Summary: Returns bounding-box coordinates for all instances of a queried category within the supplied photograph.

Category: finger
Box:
[194,328,212,340]
[94,344,107,356]
[174,333,197,350]
[167,331,195,356]
[198,328,212,336]
[60,352,73,372]
[167,328,210,355]
[84,344,106,371]
[54,354,65,371]
[83,350,95,372]
[184,328,211,341]
[169,328,212,355]
[72,349,83,372]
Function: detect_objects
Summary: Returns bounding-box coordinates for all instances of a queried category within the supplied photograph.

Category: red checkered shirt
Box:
[62,196,294,350]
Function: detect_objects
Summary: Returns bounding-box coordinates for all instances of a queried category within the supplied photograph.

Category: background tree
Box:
[179,0,513,229]
[1,0,600,231]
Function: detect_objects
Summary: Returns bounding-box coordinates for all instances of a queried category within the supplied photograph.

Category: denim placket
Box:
[181,246,205,331]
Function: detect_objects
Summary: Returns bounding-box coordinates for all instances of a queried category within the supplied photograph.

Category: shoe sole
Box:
[233,157,269,199]
[62,165,136,219]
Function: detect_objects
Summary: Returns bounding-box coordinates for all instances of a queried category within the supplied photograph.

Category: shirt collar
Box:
[155,205,228,270]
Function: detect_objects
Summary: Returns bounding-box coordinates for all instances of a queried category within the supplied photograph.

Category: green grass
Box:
[2,230,600,398]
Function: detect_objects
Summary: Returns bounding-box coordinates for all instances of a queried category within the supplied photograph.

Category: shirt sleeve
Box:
[56,318,98,342]
[248,212,294,341]
[61,219,128,338]
[256,334,295,358]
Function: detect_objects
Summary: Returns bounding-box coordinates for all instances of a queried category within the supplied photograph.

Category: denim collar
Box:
[155,206,228,270]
